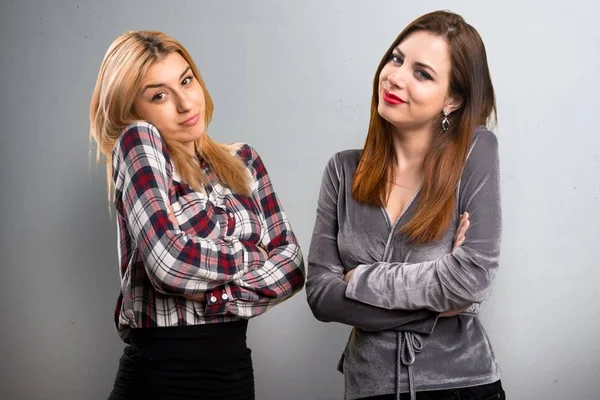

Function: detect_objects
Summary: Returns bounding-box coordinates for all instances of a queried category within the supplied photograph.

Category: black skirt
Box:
[108,320,254,400]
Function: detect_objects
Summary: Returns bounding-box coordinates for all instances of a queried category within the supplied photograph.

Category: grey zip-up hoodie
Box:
[306,127,502,400]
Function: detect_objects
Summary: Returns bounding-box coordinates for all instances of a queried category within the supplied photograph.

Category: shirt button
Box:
[221,293,229,300]
[210,296,217,303]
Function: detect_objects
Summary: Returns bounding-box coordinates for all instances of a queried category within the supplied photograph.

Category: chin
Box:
[378,107,402,126]
[377,103,391,120]
[187,126,206,140]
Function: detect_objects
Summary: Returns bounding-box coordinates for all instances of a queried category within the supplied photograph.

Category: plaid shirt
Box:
[111,122,305,341]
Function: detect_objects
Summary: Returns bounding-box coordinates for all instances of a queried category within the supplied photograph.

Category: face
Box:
[133,52,206,152]
[377,30,461,133]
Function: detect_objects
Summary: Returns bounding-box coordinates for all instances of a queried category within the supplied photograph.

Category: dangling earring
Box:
[441,110,450,131]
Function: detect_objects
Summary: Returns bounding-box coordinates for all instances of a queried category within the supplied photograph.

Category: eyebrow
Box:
[142,66,192,94]
[393,47,438,76]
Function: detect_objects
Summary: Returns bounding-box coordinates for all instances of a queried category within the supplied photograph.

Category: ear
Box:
[444,94,463,114]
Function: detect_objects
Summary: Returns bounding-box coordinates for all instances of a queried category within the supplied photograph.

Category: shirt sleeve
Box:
[305,152,439,334]
[113,122,253,295]
[202,145,306,318]
[345,130,502,312]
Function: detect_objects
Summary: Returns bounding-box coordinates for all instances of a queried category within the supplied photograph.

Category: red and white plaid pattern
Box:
[111,122,305,341]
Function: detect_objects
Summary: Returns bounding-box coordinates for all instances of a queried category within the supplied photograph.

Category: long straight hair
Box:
[90,31,251,200]
[352,11,497,243]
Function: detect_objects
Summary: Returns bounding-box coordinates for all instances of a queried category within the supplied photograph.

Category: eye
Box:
[415,70,433,81]
[182,75,194,86]
[390,53,403,65]
[151,92,167,102]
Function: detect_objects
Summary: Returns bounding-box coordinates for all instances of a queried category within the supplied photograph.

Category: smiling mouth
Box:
[181,113,200,126]
[382,89,405,105]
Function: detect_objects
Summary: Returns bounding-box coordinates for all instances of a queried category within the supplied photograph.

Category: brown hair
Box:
[90,31,250,200]
[352,10,497,243]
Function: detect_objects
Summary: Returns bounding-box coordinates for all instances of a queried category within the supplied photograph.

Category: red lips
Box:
[382,89,405,105]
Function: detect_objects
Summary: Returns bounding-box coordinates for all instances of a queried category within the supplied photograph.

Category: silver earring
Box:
[441,110,450,131]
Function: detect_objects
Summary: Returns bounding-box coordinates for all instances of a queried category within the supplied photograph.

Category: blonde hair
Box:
[90,31,251,200]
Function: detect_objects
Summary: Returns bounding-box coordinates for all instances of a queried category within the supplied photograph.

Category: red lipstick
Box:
[382,89,405,105]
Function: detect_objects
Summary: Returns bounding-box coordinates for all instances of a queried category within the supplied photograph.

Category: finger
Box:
[458,222,468,237]
[453,236,464,249]
[458,213,467,228]
[461,220,470,237]
[456,222,465,237]
[455,224,466,241]
[454,214,470,248]
[454,227,463,245]
[453,230,461,244]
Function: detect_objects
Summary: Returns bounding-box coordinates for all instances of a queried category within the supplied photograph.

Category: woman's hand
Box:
[439,305,471,317]
[344,269,355,283]
[453,212,470,249]
[184,292,206,302]
[256,246,268,259]
[167,206,178,227]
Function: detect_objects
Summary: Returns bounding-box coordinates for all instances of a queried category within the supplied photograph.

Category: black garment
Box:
[108,320,254,400]
[361,380,505,400]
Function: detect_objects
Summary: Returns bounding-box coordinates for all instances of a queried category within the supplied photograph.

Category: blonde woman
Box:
[90,31,305,400]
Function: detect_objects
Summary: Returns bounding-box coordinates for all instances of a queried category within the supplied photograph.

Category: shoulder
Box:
[468,126,498,160]
[463,126,499,172]
[333,149,362,164]
[457,126,500,200]
[315,149,361,191]
[230,142,258,165]
[325,149,362,175]
[222,142,245,154]
[226,143,268,180]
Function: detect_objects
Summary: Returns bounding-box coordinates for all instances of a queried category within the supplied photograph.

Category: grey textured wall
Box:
[1,1,599,399]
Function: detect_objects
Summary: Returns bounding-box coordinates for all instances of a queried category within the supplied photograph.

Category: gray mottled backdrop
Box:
[1,1,599,399]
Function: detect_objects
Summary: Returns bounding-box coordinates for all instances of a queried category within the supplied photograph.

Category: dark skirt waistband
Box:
[110,320,254,399]
[127,320,249,359]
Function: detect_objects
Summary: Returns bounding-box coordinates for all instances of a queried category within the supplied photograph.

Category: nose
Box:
[387,64,409,89]
[175,91,193,113]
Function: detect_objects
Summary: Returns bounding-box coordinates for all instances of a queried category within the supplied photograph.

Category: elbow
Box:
[450,252,497,305]
[305,285,318,313]
[293,276,306,298]
[293,259,307,293]
[256,259,306,301]
[281,272,305,301]
[311,309,332,324]
[471,264,495,302]
[282,253,306,298]
[305,282,333,323]
[307,299,332,323]
[470,283,493,303]
[460,273,494,305]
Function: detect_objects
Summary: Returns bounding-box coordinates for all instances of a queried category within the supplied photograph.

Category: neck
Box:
[391,124,433,172]
[183,141,196,156]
